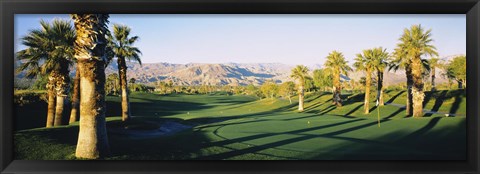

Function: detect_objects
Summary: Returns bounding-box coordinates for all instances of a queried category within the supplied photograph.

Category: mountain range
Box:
[105,54,463,86]
[15,54,463,86]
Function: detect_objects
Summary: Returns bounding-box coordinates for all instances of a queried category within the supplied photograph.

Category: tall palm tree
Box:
[371,47,389,106]
[324,51,352,107]
[353,49,375,114]
[290,65,309,111]
[16,19,75,127]
[71,14,110,159]
[109,24,142,122]
[390,44,432,116]
[398,25,438,117]
[428,57,442,91]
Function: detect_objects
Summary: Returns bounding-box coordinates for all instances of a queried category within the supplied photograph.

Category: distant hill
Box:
[15,54,463,86]
[105,60,453,86]
[105,62,291,86]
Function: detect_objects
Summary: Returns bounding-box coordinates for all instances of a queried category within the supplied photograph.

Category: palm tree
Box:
[290,65,309,111]
[71,14,110,159]
[16,19,75,127]
[390,44,432,116]
[428,57,442,91]
[398,25,438,117]
[109,24,142,122]
[324,51,352,107]
[353,49,375,114]
[390,45,413,116]
[371,47,389,106]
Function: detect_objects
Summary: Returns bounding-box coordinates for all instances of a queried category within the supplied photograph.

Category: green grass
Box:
[14,90,466,160]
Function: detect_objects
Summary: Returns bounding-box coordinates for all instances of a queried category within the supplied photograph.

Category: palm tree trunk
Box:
[298,85,304,111]
[118,57,131,121]
[431,68,436,91]
[54,95,65,126]
[75,59,110,159]
[377,71,384,106]
[73,14,110,159]
[405,66,413,116]
[335,77,342,107]
[46,75,56,128]
[70,69,80,124]
[364,70,371,114]
[333,73,342,107]
[54,73,70,126]
[411,57,424,117]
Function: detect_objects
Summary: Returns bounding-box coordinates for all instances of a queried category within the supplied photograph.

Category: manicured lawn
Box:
[14,90,466,160]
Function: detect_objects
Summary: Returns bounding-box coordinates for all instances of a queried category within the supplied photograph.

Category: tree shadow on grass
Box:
[196,118,364,160]
[448,95,462,116]
[384,107,406,119]
[422,91,433,108]
[344,103,364,116]
[304,98,332,113]
[386,91,405,104]
[15,108,465,160]
[16,126,79,146]
[304,92,327,103]
[424,90,447,117]
[317,105,337,115]
[343,93,365,106]
[196,115,460,160]
[117,96,214,117]
[368,106,378,113]
[308,117,465,160]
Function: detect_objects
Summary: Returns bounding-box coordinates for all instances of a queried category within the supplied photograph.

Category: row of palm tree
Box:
[353,47,389,113]
[291,24,438,118]
[18,20,141,126]
[17,15,142,158]
[17,20,76,128]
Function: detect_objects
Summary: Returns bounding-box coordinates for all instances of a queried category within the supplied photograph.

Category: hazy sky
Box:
[15,14,466,66]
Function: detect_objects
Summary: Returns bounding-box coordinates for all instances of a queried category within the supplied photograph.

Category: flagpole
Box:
[377,99,381,127]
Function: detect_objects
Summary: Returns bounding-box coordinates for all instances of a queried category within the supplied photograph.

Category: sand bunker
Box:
[108,121,192,139]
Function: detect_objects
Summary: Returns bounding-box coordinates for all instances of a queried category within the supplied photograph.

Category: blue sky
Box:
[15,14,466,66]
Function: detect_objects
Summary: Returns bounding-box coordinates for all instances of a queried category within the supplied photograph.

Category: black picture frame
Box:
[1,0,479,173]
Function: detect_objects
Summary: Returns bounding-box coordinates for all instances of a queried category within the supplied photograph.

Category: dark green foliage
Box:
[313,68,332,91]
[445,56,466,88]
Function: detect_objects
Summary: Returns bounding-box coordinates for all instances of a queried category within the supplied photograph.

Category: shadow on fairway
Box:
[344,103,364,116]
[424,90,447,117]
[195,118,364,160]
[113,95,214,117]
[449,95,463,116]
[195,114,465,160]
[386,91,405,103]
[314,117,465,160]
